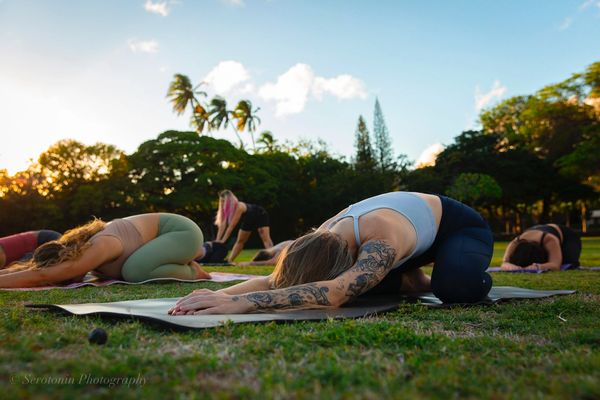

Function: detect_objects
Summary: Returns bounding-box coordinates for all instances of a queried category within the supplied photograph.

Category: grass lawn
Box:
[1,238,599,399]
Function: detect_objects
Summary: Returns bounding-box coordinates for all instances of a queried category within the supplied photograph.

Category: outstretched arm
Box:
[0,237,119,288]
[217,274,272,295]
[219,206,244,243]
[500,239,521,270]
[215,223,227,242]
[169,239,397,315]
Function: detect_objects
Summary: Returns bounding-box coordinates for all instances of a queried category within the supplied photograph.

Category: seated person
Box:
[501,223,582,271]
[0,230,61,269]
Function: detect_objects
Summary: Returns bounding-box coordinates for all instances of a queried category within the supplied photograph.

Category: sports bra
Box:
[90,219,144,274]
[328,192,438,269]
[525,224,562,244]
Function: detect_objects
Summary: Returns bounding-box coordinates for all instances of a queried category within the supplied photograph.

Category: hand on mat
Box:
[501,264,525,271]
[234,261,252,267]
[168,289,253,315]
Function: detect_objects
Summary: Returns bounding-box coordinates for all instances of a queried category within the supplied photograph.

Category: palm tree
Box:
[166,74,208,133]
[208,97,243,148]
[191,103,211,134]
[233,100,261,151]
[257,131,277,153]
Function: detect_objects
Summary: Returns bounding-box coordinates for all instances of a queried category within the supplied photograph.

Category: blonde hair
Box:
[270,230,354,289]
[1,219,106,273]
[215,190,239,228]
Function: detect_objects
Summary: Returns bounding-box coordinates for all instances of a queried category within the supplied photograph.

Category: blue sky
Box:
[1,0,599,173]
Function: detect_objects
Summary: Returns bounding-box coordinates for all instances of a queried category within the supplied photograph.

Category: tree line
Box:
[0,62,598,240]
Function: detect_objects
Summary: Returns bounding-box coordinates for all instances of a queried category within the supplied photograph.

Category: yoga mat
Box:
[27,286,575,329]
[486,264,600,273]
[1,272,261,291]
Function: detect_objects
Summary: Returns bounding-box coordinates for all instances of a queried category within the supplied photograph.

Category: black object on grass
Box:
[88,327,107,345]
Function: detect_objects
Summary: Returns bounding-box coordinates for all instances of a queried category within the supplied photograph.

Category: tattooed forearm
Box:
[242,240,397,311]
[244,283,332,310]
[345,240,397,299]
[346,273,371,298]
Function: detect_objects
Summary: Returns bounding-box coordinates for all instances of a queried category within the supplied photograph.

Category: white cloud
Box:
[221,0,245,7]
[258,63,368,117]
[578,0,600,10]
[144,1,170,17]
[559,17,573,30]
[239,82,255,94]
[258,64,315,117]
[128,39,159,53]
[313,74,367,100]
[415,143,444,168]
[474,80,507,111]
[203,60,251,94]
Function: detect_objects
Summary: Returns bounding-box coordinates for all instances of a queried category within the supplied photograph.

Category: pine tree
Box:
[354,115,375,168]
[373,98,394,171]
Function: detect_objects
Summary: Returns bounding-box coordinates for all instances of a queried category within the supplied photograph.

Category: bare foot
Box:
[189,260,211,280]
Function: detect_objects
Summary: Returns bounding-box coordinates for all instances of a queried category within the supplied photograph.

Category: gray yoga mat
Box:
[27,286,575,329]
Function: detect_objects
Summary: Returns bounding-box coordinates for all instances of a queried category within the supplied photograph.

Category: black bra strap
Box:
[540,232,547,245]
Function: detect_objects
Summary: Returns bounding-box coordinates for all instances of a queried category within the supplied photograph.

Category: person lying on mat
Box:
[0,230,61,269]
[0,213,210,288]
[214,189,274,262]
[169,191,494,315]
[234,240,294,266]
[195,241,230,264]
[501,223,582,271]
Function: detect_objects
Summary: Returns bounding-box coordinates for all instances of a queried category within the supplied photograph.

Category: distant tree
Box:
[480,62,600,223]
[167,73,263,150]
[257,131,278,153]
[446,173,502,207]
[166,74,209,134]
[373,98,394,171]
[354,115,375,169]
[481,61,599,164]
[233,100,261,151]
[556,121,600,191]
[36,139,124,195]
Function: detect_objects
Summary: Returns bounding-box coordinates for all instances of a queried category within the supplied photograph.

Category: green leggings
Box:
[121,214,204,282]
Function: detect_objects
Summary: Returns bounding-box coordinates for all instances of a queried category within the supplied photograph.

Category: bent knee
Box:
[120,265,144,283]
[432,270,492,303]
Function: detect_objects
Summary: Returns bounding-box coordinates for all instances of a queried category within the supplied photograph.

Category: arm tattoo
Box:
[245,283,331,310]
[344,240,397,299]
[242,240,396,311]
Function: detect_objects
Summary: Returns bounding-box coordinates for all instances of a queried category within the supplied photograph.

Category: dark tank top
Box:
[525,224,581,265]
[526,224,562,243]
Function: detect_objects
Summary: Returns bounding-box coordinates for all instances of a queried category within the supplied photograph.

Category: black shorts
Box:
[240,204,269,231]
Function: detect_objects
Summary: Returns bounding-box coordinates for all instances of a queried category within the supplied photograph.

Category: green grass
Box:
[1,240,599,399]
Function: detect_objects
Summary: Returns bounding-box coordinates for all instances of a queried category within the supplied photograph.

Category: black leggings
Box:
[367,196,494,303]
